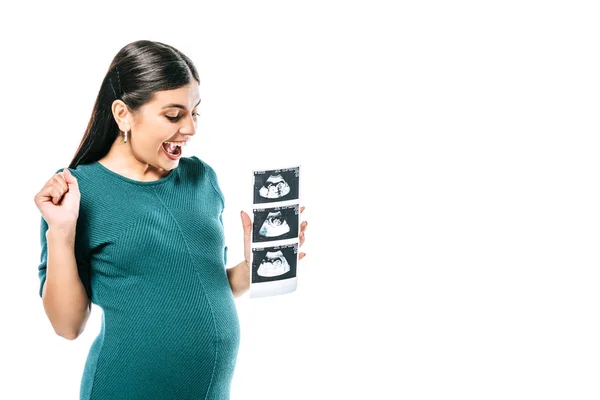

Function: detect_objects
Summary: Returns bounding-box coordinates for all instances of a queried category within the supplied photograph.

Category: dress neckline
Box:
[92,160,179,186]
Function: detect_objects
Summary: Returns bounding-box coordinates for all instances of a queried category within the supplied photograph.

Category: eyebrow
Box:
[161,98,201,110]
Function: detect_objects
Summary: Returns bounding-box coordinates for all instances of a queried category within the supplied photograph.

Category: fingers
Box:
[62,168,79,187]
[51,172,73,204]
[299,210,308,247]
[50,184,66,205]
[36,182,64,206]
[51,174,68,194]
[54,169,78,191]
[300,221,307,244]
[240,210,252,232]
[240,211,252,262]
[298,207,307,260]
[34,169,79,209]
[299,206,307,234]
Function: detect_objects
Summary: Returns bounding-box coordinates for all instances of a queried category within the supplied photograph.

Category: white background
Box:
[1,1,599,399]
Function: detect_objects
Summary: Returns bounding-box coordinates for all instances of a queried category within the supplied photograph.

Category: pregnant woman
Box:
[33,40,308,399]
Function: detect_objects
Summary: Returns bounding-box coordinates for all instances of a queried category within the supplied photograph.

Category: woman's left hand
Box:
[240,206,308,267]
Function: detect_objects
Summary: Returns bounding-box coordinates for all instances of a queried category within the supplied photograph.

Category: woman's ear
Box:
[111,99,131,132]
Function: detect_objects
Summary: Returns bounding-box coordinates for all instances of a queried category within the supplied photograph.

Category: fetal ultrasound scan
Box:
[252,167,300,205]
[252,204,300,243]
[251,243,298,284]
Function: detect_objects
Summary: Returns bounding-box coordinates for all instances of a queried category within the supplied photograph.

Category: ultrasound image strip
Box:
[249,165,301,297]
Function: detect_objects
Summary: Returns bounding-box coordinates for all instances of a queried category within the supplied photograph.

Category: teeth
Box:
[164,141,186,147]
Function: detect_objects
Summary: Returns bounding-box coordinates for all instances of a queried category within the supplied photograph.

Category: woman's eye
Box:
[166,112,200,122]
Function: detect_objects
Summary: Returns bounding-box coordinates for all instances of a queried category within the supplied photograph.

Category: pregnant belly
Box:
[82,304,240,399]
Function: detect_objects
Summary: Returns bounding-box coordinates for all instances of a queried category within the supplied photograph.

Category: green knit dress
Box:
[37,156,241,399]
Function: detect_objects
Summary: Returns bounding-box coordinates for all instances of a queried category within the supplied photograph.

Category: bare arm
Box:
[41,228,91,340]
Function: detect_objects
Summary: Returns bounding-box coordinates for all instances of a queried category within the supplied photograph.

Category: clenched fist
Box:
[34,168,81,232]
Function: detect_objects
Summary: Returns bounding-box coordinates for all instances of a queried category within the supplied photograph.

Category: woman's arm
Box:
[42,228,91,340]
[226,260,250,298]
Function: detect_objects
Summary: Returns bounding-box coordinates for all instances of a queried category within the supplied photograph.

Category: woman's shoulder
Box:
[180,156,224,203]
[53,162,95,181]
[180,155,219,180]
[50,163,106,217]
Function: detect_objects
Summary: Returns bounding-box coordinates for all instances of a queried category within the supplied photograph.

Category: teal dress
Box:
[37,156,241,399]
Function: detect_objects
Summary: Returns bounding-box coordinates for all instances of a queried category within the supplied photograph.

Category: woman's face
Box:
[127,80,200,171]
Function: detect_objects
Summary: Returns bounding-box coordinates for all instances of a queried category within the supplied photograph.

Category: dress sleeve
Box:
[201,158,229,267]
[37,168,93,300]
[37,215,49,298]
[204,161,225,206]
[38,215,93,300]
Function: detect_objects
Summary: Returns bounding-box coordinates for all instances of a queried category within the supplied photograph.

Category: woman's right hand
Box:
[34,168,81,233]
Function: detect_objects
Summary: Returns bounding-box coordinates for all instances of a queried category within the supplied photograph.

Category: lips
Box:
[162,142,182,160]
[161,137,189,160]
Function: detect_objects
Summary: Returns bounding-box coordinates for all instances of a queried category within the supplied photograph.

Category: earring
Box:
[124,129,128,144]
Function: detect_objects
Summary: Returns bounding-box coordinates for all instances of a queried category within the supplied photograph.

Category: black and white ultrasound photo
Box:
[251,243,298,284]
[250,165,301,298]
[252,167,300,204]
[252,204,300,243]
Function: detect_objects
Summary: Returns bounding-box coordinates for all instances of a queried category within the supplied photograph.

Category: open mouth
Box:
[162,141,184,159]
